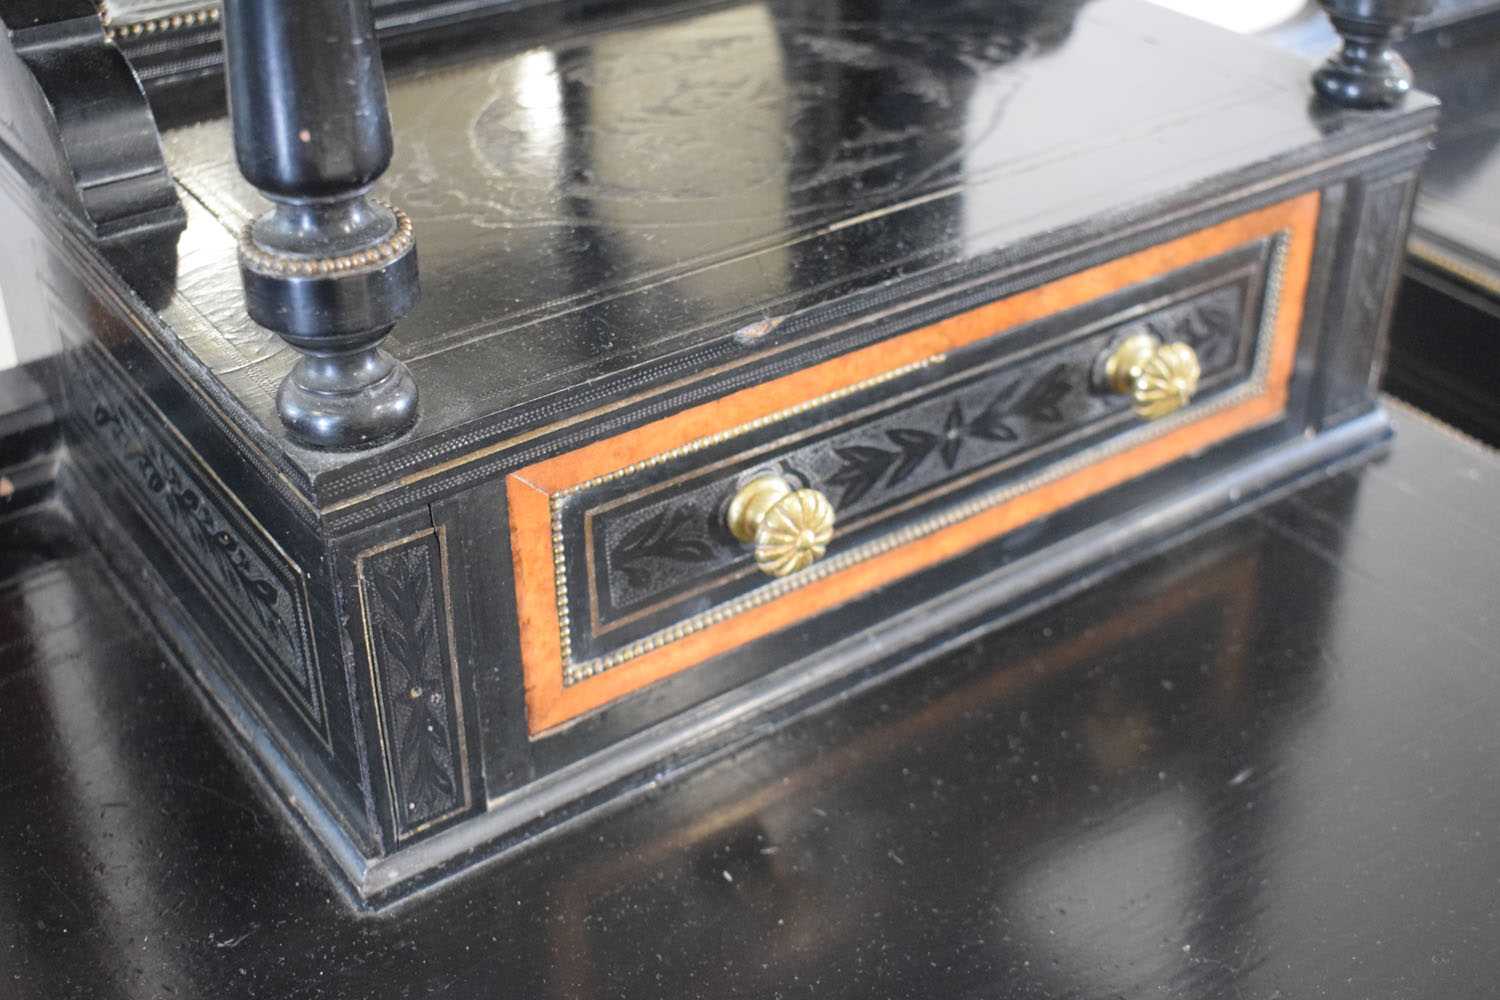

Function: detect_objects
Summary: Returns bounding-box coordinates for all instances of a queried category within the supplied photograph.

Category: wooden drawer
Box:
[510,193,1319,734]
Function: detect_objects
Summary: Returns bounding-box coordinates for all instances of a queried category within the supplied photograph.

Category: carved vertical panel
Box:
[68,345,328,743]
[357,528,472,840]
[1320,172,1417,425]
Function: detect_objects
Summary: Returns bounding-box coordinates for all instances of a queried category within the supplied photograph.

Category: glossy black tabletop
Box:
[130,0,1433,498]
[3,398,1498,1000]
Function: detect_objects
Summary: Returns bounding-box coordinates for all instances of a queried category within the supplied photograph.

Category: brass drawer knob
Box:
[727,475,836,578]
[1104,332,1202,420]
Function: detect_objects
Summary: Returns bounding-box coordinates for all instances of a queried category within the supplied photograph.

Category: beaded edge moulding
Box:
[99,2,219,40]
[239,206,415,277]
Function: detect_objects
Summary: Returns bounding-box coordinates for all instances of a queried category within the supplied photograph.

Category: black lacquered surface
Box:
[3,400,1497,999]
[563,245,1268,665]
[141,0,1431,495]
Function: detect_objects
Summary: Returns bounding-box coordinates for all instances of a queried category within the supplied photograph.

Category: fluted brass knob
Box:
[1104,332,1202,420]
[727,475,836,578]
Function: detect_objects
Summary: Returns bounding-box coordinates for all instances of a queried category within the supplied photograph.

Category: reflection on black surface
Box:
[232,0,1103,364]
[411,0,1091,227]
[152,0,1323,436]
[373,0,1093,366]
[471,511,1347,999]
[10,436,1500,998]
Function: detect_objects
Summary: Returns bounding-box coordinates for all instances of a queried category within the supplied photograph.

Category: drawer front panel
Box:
[510,193,1319,734]
[572,251,1262,657]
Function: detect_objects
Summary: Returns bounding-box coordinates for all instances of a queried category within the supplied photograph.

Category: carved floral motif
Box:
[73,350,323,731]
[91,401,294,649]
[589,281,1249,619]
[611,508,715,588]
[828,363,1072,507]
[361,537,467,836]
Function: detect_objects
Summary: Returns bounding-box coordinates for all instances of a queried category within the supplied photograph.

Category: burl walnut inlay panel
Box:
[512,195,1319,734]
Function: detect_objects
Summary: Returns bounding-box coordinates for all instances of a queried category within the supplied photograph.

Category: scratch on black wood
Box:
[165,776,267,830]
[37,866,89,921]
[1253,508,1492,655]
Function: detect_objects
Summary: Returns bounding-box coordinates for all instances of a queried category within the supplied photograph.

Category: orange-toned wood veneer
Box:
[510,192,1321,735]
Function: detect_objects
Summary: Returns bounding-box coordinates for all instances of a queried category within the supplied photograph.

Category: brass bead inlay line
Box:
[239,205,414,277]
[101,4,220,41]
[555,229,1291,689]
[555,356,946,502]
[551,354,944,675]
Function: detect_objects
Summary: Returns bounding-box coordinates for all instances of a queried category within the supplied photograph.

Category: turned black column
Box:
[1314,0,1435,109]
[222,0,419,450]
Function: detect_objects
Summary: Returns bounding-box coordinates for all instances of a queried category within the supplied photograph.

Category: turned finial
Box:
[222,0,419,450]
[1314,0,1436,110]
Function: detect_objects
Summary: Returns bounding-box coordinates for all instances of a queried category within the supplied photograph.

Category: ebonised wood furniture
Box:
[223,0,422,450]
[1273,4,1500,445]
[3,397,1498,998]
[0,0,1441,905]
[1313,0,1434,109]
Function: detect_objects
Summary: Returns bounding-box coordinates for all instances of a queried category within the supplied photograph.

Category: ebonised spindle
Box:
[1314,0,1436,109]
[222,0,420,450]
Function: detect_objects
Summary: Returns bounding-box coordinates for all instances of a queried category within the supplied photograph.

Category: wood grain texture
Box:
[0,0,1439,907]
[511,193,1320,734]
[132,0,1434,502]
[3,401,1498,999]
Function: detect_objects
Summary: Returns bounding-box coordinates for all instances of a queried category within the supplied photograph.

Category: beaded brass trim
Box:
[239,205,414,277]
[101,4,219,41]
[548,355,946,681]
[553,233,1290,687]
